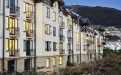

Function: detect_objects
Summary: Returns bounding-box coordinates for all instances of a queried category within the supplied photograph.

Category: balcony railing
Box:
[87,50,91,53]
[68,25,72,31]
[59,22,65,29]
[26,49,34,57]
[26,11,34,20]
[26,30,34,38]
[60,49,65,54]
[68,37,72,43]
[9,49,20,58]
[10,5,20,17]
[59,35,65,42]
[68,50,73,54]
[9,27,20,37]
[97,41,101,46]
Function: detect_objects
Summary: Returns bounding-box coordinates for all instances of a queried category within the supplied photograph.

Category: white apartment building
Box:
[0,0,105,73]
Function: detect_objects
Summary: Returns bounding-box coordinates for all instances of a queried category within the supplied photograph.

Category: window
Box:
[24,2,33,12]
[9,39,18,56]
[77,24,79,29]
[67,19,71,28]
[76,44,79,51]
[6,16,9,29]
[45,24,51,34]
[8,60,16,72]
[46,7,50,18]
[6,0,9,7]
[0,0,1,10]
[87,54,89,60]
[53,2,56,7]
[44,0,51,6]
[45,41,51,51]
[59,56,63,65]
[76,33,79,42]
[53,27,56,36]
[53,42,56,51]
[24,21,33,32]
[53,57,56,66]
[46,58,50,68]
[90,54,92,59]
[6,38,9,51]
[24,59,31,70]
[67,43,69,50]
[59,16,63,23]
[77,55,79,62]
[53,12,56,21]
[59,43,63,53]
[23,40,33,52]
[83,44,85,51]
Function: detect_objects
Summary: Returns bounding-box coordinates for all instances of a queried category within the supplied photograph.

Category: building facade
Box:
[0,0,105,72]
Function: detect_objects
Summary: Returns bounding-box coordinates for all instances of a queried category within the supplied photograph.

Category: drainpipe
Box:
[79,25,81,63]
[34,2,36,71]
[2,0,5,73]
[72,19,74,63]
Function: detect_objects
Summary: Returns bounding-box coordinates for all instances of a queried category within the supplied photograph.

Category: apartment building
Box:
[0,0,105,73]
[0,0,35,72]
[81,25,105,62]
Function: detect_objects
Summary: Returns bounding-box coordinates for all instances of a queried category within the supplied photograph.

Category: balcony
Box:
[90,50,95,53]
[68,37,72,43]
[68,25,72,31]
[60,49,65,54]
[10,5,20,17]
[68,50,73,54]
[97,41,101,46]
[26,49,35,57]
[59,35,65,42]
[26,11,34,21]
[9,27,20,38]
[59,22,65,29]
[87,40,94,45]
[26,30,34,39]
[87,50,91,54]
[9,49,20,58]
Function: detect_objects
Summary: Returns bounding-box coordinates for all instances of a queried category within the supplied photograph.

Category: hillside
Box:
[71,5,121,28]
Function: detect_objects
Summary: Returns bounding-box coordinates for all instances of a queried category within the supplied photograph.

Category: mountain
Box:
[71,5,121,28]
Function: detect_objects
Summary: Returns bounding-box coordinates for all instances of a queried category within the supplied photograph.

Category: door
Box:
[10,39,15,56]
[26,3,31,18]
[24,59,31,70]
[8,60,16,72]
[25,22,31,36]
[10,18,15,35]
[26,40,30,55]
[59,43,63,53]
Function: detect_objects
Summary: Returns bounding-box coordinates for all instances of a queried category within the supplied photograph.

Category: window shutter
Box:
[49,41,51,50]
[30,40,33,51]
[23,40,26,51]
[15,39,18,50]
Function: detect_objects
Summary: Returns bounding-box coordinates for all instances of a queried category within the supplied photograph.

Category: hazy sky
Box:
[64,0,121,10]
